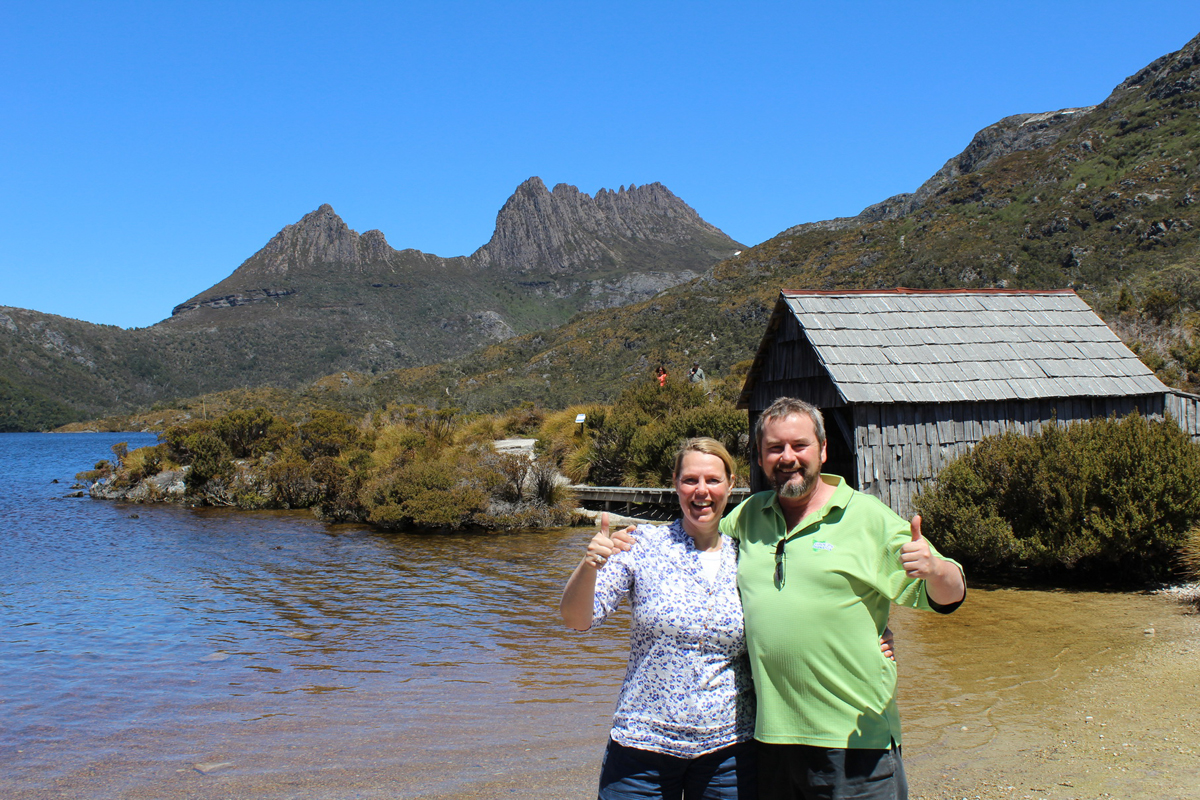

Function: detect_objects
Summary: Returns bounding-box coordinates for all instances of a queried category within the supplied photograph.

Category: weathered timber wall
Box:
[857,394,1166,518]
[1166,391,1200,443]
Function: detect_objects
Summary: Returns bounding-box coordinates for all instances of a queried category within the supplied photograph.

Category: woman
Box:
[561,437,754,799]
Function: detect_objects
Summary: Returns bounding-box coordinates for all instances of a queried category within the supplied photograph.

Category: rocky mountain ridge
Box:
[174,178,739,318]
[787,106,1096,235]
[472,177,736,275]
[1,178,742,430]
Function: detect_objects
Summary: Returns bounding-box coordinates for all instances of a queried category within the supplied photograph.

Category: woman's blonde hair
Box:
[672,437,735,482]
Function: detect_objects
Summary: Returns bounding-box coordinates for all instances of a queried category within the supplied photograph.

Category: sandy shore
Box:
[906,589,1199,800]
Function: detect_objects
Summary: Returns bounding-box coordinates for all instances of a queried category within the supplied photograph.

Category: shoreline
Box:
[905,591,1199,800]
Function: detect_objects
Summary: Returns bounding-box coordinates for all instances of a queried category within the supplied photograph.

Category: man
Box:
[719,397,965,800]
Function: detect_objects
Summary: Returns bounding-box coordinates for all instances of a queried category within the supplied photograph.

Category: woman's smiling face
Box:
[673,451,731,536]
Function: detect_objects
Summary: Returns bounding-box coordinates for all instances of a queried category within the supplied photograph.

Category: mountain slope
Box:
[1,179,742,429]
[327,30,1200,413]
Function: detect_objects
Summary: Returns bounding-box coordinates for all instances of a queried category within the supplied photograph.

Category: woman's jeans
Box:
[598,738,757,800]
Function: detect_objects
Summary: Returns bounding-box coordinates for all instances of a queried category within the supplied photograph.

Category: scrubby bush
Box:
[265,444,320,508]
[119,444,171,485]
[499,401,545,436]
[1182,525,1200,581]
[362,450,493,530]
[91,403,573,531]
[183,431,234,493]
[213,407,288,457]
[76,459,115,484]
[545,381,748,486]
[916,413,1200,584]
[298,410,365,459]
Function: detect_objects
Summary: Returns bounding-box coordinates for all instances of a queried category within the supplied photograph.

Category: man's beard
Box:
[773,463,819,499]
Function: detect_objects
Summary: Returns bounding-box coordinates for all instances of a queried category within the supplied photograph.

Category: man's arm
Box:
[900,515,965,606]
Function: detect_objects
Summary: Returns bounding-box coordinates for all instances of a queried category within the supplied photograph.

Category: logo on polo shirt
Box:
[812,541,834,552]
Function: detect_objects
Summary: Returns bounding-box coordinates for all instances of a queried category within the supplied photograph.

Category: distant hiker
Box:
[688,362,707,388]
[655,365,668,388]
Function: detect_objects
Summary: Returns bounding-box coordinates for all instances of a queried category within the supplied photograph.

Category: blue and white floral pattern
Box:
[592,520,755,757]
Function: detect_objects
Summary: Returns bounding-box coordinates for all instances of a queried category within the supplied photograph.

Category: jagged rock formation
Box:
[251,203,399,274]
[473,178,739,275]
[173,181,741,319]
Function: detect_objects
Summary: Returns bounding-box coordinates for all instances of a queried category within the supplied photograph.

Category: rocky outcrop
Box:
[244,204,402,275]
[1104,30,1200,105]
[172,287,296,315]
[472,178,741,275]
[89,469,187,501]
[787,107,1094,235]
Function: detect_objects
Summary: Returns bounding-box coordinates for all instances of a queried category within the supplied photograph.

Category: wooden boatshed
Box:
[738,288,1183,518]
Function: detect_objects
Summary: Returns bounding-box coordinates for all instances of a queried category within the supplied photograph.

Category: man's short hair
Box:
[755,397,826,448]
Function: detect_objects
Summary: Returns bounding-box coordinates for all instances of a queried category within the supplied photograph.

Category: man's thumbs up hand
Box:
[900,515,935,579]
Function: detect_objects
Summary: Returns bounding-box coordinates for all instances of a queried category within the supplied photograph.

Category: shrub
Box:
[500,401,545,436]
[161,420,216,463]
[265,445,320,508]
[537,405,606,477]
[299,410,364,459]
[310,453,370,522]
[458,413,503,444]
[213,407,286,457]
[183,432,234,493]
[548,381,748,486]
[122,444,169,483]
[76,459,115,484]
[362,451,492,530]
[1180,525,1200,581]
[916,413,1200,584]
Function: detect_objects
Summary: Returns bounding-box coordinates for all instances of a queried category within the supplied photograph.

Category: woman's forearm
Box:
[560,560,599,630]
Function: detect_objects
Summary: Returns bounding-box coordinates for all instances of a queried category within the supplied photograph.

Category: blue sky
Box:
[4,1,1199,329]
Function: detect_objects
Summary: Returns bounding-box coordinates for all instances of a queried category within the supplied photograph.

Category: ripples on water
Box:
[1,433,627,798]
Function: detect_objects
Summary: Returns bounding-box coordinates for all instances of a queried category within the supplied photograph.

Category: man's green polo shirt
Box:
[719,475,960,748]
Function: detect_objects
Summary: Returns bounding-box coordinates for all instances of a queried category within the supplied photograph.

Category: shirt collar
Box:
[760,474,852,533]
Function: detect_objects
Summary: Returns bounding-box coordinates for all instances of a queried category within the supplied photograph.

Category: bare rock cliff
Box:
[238,204,401,276]
[1104,30,1200,105]
[472,177,739,275]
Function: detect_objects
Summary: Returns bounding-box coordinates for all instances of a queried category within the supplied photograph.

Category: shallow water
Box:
[1,433,1196,799]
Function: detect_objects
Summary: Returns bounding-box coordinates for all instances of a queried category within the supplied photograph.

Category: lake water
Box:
[2,433,1197,799]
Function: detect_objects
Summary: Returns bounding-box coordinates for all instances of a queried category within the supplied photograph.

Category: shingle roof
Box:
[774,290,1166,404]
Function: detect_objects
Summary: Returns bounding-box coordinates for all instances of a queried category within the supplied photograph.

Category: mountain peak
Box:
[472,178,740,274]
[241,204,400,277]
